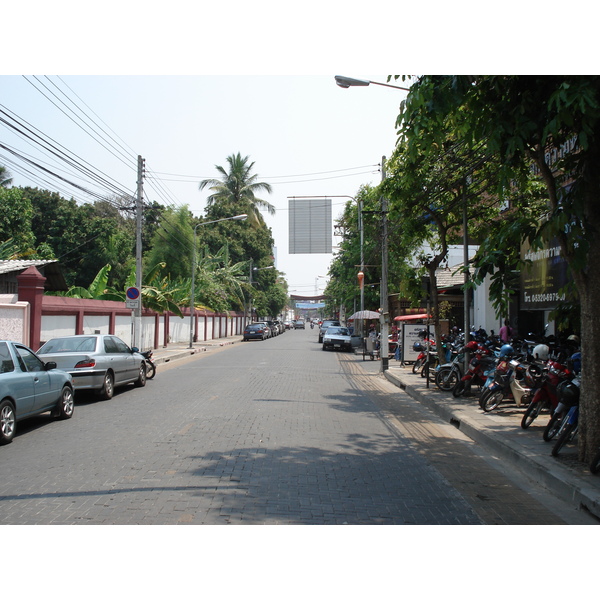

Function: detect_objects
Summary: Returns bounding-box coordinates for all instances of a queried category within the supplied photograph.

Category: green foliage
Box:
[0,187,35,253]
[146,205,194,282]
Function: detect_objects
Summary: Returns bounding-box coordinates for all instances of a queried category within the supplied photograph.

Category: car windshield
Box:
[39,336,98,353]
[326,327,349,336]
[247,325,262,330]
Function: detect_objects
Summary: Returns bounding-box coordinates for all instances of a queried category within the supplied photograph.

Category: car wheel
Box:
[97,371,114,400]
[53,385,75,420]
[134,362,147,387]
[0,399,16,445]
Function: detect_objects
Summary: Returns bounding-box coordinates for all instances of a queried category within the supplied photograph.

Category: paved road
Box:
[0,328,590,524]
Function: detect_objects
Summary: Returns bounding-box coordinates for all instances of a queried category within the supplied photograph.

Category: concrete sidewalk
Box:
[383,361,600,520]
[148,339,600,520]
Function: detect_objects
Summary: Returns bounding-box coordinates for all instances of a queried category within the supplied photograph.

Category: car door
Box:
[13,343,55,413]
[0,342,36,417]
[110,336,137,382]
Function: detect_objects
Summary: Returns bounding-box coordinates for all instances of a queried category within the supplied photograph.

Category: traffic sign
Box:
[126,287,140,308]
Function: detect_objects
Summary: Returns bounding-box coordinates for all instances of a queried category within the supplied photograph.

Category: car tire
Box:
[53,385,75,420]
[97,371,114,400]
[134,362,147,387]
[0,399,16,445]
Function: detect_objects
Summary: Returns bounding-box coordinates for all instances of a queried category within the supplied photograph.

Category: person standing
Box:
[499,319,513,343]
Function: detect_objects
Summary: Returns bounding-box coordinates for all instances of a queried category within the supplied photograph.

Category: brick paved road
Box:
[0,328,579,524]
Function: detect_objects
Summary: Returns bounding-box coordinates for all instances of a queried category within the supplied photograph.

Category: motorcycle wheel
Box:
[521,400,544,429]
[481,389,504,412]
[589,448,600,474]
[436,368,459,392]
[146,361,156,379]
[412,358,424,374]
[543,413,563,442]
[452,380,466,398]
[551,423,574,457]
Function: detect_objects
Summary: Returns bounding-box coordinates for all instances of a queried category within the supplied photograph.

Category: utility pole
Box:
[134,155,144,350]
[380,156,389,372]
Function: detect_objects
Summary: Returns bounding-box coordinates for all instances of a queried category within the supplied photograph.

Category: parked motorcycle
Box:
[452,342,496,398]
[140,350,156,379]
[479,346,531,412]
[435,345,465,392]
[550,377,581,456]
[412,338,435,375]
[519,345,574,431]
[540,354,579,440]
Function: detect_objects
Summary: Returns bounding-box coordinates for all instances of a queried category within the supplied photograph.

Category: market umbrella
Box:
[348,310,381,320]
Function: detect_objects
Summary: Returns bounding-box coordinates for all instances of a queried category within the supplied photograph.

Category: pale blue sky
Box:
[1,74,405,294]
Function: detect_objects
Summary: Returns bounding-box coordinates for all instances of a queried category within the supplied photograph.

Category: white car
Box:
[322,326,353,352]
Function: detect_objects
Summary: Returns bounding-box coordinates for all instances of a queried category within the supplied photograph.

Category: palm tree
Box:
[199,153,275,224]
[0,166,12,188]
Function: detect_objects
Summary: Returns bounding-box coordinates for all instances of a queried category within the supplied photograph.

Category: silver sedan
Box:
[37,334,147,400]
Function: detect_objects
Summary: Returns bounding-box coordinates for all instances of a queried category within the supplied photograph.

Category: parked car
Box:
[294,319,306,329]
[254,322,272,338]
[322,326,353,352]
[273,320,285,334]
[284,321,293,330]
[318,320,341,343]
[243,323,268,341]
[265,320,279,336]
[0,340,75,445]
[37,334,147,400]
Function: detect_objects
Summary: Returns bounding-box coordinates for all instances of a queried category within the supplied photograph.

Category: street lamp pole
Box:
[189,214,247,349]
[380,156,390,372]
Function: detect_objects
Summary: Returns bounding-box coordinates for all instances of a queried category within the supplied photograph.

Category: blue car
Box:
[0,340,75,445]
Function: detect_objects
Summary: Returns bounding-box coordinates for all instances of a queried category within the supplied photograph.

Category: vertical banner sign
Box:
[402,324,426,363]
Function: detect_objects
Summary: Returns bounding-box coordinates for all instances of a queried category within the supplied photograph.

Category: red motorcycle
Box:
[412,338,435,374]
[452,341,496,398]
[520,359,574,430]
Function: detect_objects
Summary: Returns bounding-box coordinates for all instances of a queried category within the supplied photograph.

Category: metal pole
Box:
[380,156,389,372]
[134,156,144,350]
[463,180,471,371]
[359,196,364,343]
[188,225,198,349]
[249,259,253,324]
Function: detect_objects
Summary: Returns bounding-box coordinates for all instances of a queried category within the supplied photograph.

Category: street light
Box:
[334,75,410,91]
[189,214,247,348]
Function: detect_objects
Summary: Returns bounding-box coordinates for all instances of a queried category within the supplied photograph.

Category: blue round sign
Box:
[126,287,140,300]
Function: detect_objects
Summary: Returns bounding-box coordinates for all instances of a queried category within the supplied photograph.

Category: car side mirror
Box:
[132,347,139,353]
[44,361,57,370]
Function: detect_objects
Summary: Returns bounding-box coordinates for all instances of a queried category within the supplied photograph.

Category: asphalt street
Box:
[0,327,595,525]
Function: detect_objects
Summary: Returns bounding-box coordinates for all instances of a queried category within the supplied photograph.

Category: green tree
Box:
[396,75,600,462]
[0,187,35,254]
[145,205,194,282]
